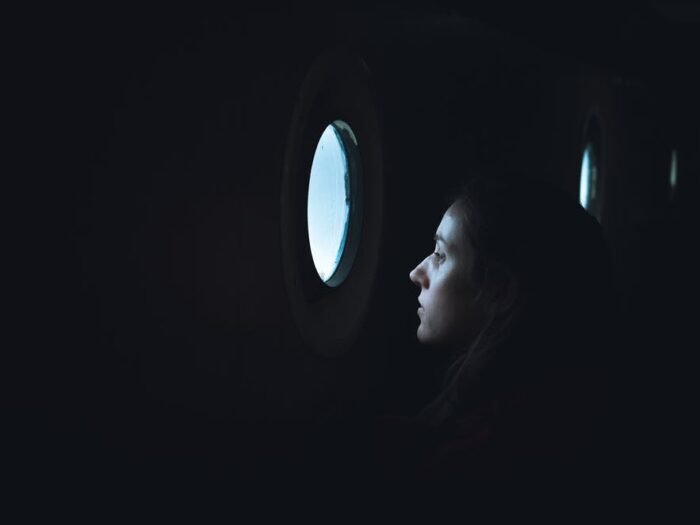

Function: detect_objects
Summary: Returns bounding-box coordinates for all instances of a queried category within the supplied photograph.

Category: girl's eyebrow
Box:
[433,233,450,249]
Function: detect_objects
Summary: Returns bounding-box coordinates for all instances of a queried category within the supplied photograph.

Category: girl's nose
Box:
[409,260,427,288]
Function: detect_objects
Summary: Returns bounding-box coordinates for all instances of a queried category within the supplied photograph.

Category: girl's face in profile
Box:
[409,204,484,348]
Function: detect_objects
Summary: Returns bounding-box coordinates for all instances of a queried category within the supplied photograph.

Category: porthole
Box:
[280,50,383,358]
[669,148,679,198]
[578,115,604,222]
[307,120,363,287]
[579,141,598,210]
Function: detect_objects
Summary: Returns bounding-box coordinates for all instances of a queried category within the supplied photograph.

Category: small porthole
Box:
[307,120,362,287]
[578,115,603,222]
[669,149,678,198]
[579,141,598,211]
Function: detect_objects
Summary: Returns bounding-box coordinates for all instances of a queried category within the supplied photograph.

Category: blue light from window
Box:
[579,142,597,210]
[307,124,351,283]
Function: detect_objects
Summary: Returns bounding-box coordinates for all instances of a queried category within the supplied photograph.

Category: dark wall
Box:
[10,3,698,496]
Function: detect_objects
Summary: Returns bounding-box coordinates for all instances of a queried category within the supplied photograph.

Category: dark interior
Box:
[9,1,699,501]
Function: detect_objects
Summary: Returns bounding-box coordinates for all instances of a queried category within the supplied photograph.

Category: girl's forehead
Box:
[433,215,456,254]
[438,208,460,240]
[438,207,470,258]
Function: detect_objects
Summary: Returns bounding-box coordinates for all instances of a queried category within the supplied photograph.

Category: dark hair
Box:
[417,175,615,429]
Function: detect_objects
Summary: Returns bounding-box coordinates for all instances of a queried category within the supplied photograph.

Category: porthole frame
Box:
[280,50,383,358]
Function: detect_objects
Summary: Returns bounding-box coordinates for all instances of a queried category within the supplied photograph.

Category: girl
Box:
[387,175,615,481]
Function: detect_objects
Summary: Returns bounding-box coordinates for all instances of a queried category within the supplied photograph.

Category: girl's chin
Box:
[416,326,434,344]
[417,328,455,348]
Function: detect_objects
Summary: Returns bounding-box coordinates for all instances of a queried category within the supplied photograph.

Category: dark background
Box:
[7,1,699,500]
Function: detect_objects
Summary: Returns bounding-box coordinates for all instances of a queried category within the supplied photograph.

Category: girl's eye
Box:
[433,251,444,261]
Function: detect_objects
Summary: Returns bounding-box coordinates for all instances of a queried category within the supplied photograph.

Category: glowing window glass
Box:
[307,121,360,285]
[579,141,598,211]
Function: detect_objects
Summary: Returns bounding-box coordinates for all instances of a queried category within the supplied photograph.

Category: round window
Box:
[306,120,362,287]
[579,141,598,211]
[578,115,603,222]
[280,50,382,358]
[669,149,679,195]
